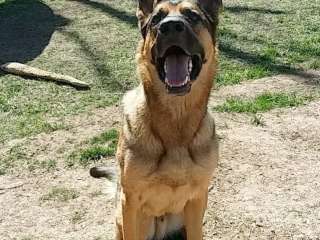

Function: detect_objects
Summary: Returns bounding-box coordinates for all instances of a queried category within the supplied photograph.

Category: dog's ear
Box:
[137,0,154,17]
[136,0,155,37]
[197,0,223,21]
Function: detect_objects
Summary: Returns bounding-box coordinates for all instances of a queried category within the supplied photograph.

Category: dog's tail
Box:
[89,166,117,181]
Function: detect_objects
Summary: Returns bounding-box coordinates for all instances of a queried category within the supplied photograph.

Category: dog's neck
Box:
[146,89,210,147]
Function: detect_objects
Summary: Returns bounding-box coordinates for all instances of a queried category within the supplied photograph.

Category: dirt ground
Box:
[0,73,320,240]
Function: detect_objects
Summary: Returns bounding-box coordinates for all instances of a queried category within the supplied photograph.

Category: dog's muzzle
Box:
[152,15,205,96]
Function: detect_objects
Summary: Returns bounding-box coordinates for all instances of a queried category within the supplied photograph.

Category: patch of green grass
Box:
[16,115,65,137]
[216,62,269,85]
[214,92,313,113]
[67,128,118,167]
[79,145,115,165]
[41,187,79,202]
[67,144,116,167]
[286,35,320,64]
[90,129,118,145]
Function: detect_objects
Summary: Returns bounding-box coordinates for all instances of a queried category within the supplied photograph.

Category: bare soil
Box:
[1,73,320,240]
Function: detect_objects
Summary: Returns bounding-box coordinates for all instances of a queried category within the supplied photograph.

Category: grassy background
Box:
[67,128,118,167]
[0,0,319,143]
[218,0,320,85]
[213,92,314,113]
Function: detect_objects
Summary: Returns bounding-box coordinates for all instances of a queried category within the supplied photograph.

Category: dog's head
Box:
[137,0,222,96]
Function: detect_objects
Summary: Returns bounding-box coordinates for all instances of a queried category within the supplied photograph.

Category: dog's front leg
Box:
[137,212,154,240]
[122,192,139,240]
[184,191,208,240]
[121,192,150,240]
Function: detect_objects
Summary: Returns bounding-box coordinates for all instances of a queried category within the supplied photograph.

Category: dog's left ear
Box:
[197,0,223,21]
[136,0,155,37]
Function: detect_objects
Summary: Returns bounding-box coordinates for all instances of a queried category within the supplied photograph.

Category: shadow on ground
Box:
[219,42,320,85]
[225,6,285,14]
[219,42,293,73]
[73,0,137,27]
[60,31,114,85]
[0,0,69,65]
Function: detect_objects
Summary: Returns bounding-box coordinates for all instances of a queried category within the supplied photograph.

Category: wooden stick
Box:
[0,182,25,190]
[0,62,90,89]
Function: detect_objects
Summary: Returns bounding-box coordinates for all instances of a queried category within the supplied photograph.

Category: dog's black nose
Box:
[159,18,185,35]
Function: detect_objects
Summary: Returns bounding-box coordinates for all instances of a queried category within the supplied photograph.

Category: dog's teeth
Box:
[164,62,168,73]
[183,75,190,85]
[188,61,193,73]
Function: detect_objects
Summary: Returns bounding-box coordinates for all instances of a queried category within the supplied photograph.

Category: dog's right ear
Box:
[197,0,223,22]
[136,0,155,37]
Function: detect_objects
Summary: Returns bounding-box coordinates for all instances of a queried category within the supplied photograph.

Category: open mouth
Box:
[156,46,202,95]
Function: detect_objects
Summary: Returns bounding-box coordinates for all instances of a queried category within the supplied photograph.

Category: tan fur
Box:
[115,1,219,239]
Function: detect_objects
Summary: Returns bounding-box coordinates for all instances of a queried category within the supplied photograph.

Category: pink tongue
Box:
[165,54,190,87]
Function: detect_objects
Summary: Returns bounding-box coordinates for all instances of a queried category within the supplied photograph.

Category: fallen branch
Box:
[0,62,90,89]
[0,182,25,190]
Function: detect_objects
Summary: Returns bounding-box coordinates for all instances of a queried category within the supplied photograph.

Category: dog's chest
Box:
[141,180,198,216]
[133,149,212,216]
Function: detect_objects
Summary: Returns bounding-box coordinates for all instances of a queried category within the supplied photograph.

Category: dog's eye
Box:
[182,9,202,23]
[151,11,166,26]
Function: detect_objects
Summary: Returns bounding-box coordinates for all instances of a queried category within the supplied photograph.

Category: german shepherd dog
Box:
[91,0,222,239]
